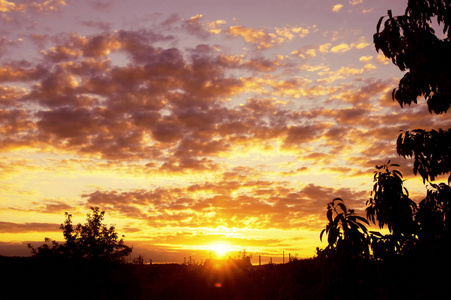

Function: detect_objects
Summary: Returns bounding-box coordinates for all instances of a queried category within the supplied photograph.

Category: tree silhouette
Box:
[366,162,417,237]
[29,207,132,262]
[416,182,451,249]
[374,1,451,113]
[397,128,451,183]
[374,0,451,183]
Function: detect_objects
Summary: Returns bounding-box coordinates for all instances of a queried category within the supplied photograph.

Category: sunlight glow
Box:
[210,243,231,258]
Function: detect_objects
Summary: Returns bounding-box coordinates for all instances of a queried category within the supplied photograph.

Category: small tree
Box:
[132,254,144,264]
[236,249,252,264]
[29,207,132,263]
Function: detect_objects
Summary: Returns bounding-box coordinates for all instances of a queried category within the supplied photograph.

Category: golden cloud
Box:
[359,55,373,62]
[226,24,311,49]
[332,4,344,12]
[0,0,19,12]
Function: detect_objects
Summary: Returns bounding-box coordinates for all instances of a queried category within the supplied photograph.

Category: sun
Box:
[210,243,231,258]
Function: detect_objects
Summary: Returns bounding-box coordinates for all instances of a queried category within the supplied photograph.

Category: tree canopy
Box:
[374,0,451,183]
[374,0,451,114]
[29,207,132,263]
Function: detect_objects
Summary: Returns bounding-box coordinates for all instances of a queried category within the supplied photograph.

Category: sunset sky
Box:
[1,0,450,263]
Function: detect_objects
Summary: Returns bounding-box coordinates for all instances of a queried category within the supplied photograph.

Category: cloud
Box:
[330,43,352,53]
[35,200,74,213]
[80,20,112,32]
[0,20,414,181]
[317,66,365,83]
[318,43,331,53]
[332,4,344,12]
[283,124,329,148]
[182,15,227,38]
[330,39,369,54]
[227,25,272,49]
[226,24,311,49]
[0,221,59,233]
[2,25,348,170]
[182,15,212,39]
[0,0,24,13]
[0,0,66,18]
[86,0,114,11]
[359,55,373,62]
[80,178,369,231]
[376,53,390,65]
[0,36,21,57]
[0,62,42,82]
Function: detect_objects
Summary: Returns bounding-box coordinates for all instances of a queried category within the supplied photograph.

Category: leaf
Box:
[337,202,347,213]
[320,229,325,242]
[404,187,409,196]
[328,228,339,246]
[376,15,385,33]
[326,209,332,222]
[393,170,403,178]
[354,215,370,225]
[357,223,368,233]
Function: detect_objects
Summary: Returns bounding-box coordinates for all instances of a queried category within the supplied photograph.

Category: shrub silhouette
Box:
[320,198,369,260]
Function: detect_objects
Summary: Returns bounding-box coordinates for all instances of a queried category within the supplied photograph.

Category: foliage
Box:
[366,162,417,237]
[397,128,451,183]
[374,0,451,182]
[133,254,145,264]
[374,1,451,114]
[236,249,252,263]
[320,198,369,260]
[28,207,132,262]
[27,237,62,259]
[316,2,451,295]
[416,182,451,244]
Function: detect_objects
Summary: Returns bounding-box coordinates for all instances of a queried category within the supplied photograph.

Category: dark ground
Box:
[1,255,450,299]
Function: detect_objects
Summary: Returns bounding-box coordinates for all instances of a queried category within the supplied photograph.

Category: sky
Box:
[1,0,450,263]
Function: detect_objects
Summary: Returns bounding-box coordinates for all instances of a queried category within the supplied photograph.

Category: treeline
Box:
[2,253,448,299]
